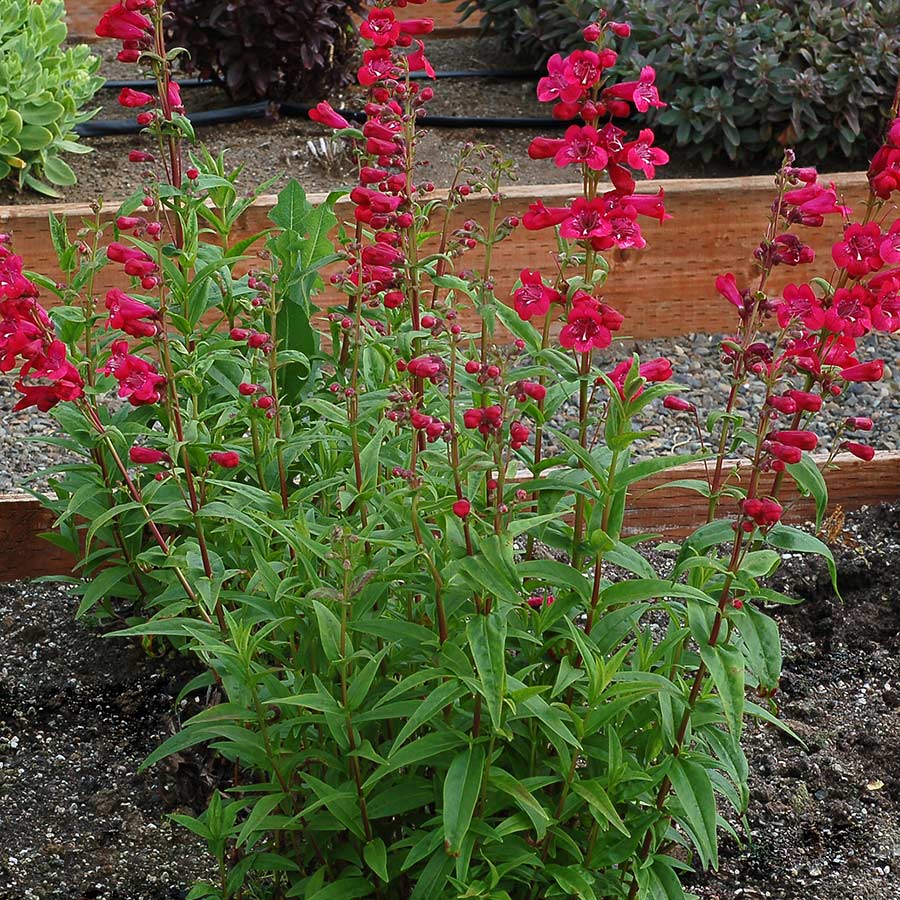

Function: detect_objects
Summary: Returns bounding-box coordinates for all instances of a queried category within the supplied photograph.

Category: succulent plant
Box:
[0,0,103,196]
[458,0,900,163]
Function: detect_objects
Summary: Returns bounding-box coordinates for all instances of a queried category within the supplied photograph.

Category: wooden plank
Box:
[68,0,481,41]
[0,172,871,340]
[2,450,897,580]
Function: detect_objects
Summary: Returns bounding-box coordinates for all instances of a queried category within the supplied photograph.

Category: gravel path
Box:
[1,331,897,496]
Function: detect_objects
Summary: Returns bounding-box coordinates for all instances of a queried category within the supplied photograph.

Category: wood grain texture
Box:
[2,450,897,580]
[0,172,871,339]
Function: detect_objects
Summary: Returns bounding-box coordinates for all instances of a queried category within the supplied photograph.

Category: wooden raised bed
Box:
[0,172,871,340]
[2,450,898,580]
[67,0,481,41]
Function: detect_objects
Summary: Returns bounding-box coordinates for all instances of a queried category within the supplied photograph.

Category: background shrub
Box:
[458,0,900,163]
[0,0,102,196]
[165,0,364,102]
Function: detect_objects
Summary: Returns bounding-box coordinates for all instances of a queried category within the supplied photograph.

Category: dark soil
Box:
[0,37,855,207]
[0,584,213,900]
[1,503,899,899]
[686,502,900,900]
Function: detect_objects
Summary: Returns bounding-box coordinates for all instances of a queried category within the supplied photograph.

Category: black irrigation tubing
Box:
[76,101,568,138]
[101,69,537,91]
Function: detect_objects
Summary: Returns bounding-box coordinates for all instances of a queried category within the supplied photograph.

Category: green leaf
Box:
[544,865,597,900]
[733,604,781,692]
[389,680,467,754]
[364,838,389,882]
[489,767,550,839]
[602,578,715,608]
[306,878,373,900]
[786,455,828,530]
[42,155,77,187]
[235,793,286,847]
[690,604,746,737]
[312,599,344,662]
[442,745,485,855]
[466,611,507,731]
[765,524,839,598]
[572,780,630,836]
[268,179,313,232]
[668,757,718,869]
[20,101,65,126]
[615,452,707,491]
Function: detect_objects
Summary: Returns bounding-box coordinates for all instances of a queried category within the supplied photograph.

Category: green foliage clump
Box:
[0,0,103,196]
[457,0,900,162]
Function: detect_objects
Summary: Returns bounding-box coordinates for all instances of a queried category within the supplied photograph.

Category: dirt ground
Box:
[1,502,898,900]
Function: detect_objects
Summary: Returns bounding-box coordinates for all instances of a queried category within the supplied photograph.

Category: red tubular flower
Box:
[769,430,818,451]
[832,222,884,278]
[839,359,884,382]
[513,269,558,321]
[869,279,900,333]
[879,221,900,264]
[845,416,874,431]
[766,441,802,464]
[786,389,822,412]
[616,188,671,222]
[782,182,852,226]
[663,395,694,412]
[843,441,875,461]
[537,53,569,104]
[742,497,783,528]
[776,283,825,330]
[510,421,530,450]
[128,149,154,163]
[452,498,471,518]
[129,446,170,465]
[309,101,351,130]
[209,450,240,468]
[118,87,154,108]
[407,355,446,381]
[558,198,612,241]
[825,285,872,337]
[715,273,745,310]
[105,288,159,337]
[561,50,605,102]
[554,125,609,171]
[527,135,565,161]
[166,81,184,112]
[622,128,669,179]
[99,339,165,406]
[358,48,399,86]
[559,296,623,352]
[13,364,84,411]
[96,3,153,41]
[407,41,435,78]
[399,18,434,35]
[868,145,900,199]
[604,66,665,112]
[360,8,400,47]
[522,200,572,231]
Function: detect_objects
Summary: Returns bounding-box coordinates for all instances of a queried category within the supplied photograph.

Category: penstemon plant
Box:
[2,1,897,899]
